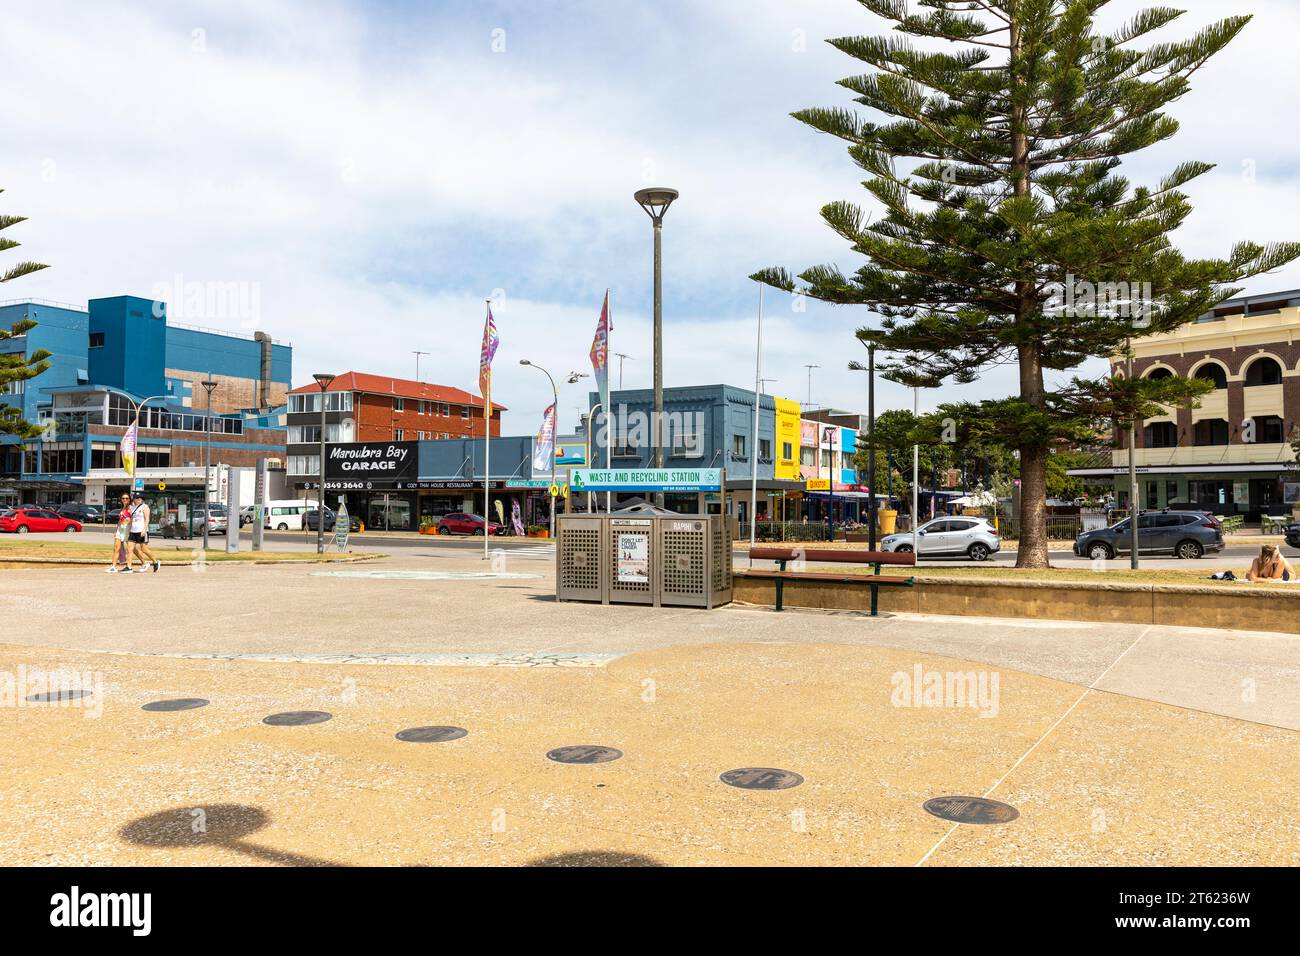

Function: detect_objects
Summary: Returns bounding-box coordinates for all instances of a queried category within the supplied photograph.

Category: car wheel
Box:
[895,544,913,553]
[1087,542,1113,561]
[1175,539,1204,560]
[968,543,990,561]
[437,526,450,535]
[16,525,29,534]
[65,525,79,533]
[276,523,288,531]
[473,528,484,536]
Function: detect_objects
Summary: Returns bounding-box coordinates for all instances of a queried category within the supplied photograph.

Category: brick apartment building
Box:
[284,372,504,481]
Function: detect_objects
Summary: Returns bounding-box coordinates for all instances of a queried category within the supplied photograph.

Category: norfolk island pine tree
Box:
[753,0,1300,567]
[1,187,51,439]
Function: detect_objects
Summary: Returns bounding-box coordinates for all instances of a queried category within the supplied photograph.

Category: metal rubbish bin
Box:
[556,513,732,608]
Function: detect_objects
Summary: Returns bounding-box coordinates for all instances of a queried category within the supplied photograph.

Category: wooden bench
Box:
[746,547,917,616]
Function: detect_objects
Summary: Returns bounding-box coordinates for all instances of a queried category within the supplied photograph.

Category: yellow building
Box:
[774,397,801,481]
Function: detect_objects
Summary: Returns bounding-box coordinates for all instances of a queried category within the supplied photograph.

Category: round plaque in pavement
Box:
[720,768,804,790]
[262,711,332,726]
[546,746,623,764]
[26,690,92,703]
[396,726,468,743]
[923,795,1019,825]
[142,698,210,712]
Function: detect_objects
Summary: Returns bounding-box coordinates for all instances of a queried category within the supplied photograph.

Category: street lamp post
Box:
[200,378,218,551]
[634,186,678,508]
[521,360,559,539]
[312,373,335,554]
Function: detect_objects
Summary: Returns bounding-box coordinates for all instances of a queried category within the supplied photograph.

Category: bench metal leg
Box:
[775,578,784,612]
[870,584,878,617]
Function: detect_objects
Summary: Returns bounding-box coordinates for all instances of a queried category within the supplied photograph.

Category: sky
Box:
[3,0,1299,434]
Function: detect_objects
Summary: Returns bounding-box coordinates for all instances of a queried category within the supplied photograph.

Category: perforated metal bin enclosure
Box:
[657,515,732,608]
[555,513,731,608]
[555,514,606,603]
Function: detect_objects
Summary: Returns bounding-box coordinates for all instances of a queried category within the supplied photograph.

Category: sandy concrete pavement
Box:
[1,551,1296,865]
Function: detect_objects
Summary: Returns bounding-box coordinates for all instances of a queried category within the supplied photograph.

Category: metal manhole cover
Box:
[546,746,623,764]
[720,768,804,790]
[25,690,92,703]
[142,698,209,712]
[923,795,1019,825]
[262,711,332,726]
[396,726,468,743]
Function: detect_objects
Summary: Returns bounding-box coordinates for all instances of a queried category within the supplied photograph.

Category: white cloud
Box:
[2,0,1298,431]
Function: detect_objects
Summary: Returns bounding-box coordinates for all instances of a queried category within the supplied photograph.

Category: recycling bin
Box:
[555,513,732,608]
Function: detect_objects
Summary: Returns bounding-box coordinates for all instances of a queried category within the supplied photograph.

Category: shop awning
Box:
[0,478,84,491]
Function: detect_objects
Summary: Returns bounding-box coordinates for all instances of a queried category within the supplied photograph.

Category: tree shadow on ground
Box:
[119,803,343,867]
[526,850,664,867]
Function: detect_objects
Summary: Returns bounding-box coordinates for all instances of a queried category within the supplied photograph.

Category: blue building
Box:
[1,294,291,508]
[585,384,804,518]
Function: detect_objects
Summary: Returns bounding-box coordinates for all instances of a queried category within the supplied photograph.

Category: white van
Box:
[264,499,315,531]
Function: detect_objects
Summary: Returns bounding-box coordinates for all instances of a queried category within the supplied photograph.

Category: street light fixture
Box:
[312,373,336,554]
[520,359,561,538]
[200,378,218,551]
[634,186,678,507]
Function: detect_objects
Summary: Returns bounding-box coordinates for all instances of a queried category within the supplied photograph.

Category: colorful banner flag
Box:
[478,303,499,416]
[120,418,139,477]
[532,402,556,474]
[589,291,610,412]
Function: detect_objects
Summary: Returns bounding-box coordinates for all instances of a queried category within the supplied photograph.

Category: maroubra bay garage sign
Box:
[325,442,418,482]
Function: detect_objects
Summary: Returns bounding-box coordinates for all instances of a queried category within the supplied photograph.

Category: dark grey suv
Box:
[1073,511,1224,560]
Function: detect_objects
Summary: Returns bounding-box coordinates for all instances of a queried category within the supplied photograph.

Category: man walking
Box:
[127,493,161,573]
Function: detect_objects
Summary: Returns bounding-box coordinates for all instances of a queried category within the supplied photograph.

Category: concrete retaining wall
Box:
[733,571,1300,635]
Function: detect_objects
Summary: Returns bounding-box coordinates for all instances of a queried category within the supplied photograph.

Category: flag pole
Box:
[605,289,612,516]
[483,300,492,562]
[749,283,763,561]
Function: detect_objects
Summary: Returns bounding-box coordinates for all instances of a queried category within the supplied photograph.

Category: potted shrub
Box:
[526,524,549,539]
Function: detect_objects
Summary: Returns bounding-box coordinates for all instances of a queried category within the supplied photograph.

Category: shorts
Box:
[128,532,147,544]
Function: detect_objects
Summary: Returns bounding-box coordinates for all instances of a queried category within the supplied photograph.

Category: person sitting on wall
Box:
[1246,544,1295,583]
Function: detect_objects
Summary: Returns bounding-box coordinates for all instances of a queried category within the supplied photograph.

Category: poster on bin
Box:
[617,533,649,584]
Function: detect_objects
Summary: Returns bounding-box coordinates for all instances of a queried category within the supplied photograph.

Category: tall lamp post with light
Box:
[520,360,583,538]
[312,373,335,554]
[634,186,678,508]
[200,378,218,551]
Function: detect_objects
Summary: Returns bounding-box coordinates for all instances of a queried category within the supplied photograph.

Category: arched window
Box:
[1143,421,1177,448]
[1144,367,1173,381]
[1244,357,1283,386]
[1193,364,1227,389]
[1194,419,1230,446]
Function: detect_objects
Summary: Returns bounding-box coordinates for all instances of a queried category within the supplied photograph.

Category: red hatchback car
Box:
[0,508,83,534]
[435,513,505,536]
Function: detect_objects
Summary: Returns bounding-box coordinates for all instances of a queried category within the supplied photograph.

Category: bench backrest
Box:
[748,547,916,567]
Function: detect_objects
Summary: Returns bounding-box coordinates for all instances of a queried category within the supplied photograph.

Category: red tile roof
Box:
[288,372,505,410]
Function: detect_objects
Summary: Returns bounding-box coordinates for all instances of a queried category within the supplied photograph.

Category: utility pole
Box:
[200,377,218,550]
[1127,338,1139,569]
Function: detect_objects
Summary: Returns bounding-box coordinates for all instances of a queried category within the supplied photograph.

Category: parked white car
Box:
[879,517,1001,561]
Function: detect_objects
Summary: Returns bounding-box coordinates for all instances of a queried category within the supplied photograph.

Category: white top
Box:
[130,504,147,533]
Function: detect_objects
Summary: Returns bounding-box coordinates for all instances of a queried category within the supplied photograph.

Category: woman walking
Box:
[106,493,132,573]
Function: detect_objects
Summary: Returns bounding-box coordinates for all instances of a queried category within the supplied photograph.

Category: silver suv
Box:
[880,517,1001,561]
[1073,511,1224,560]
